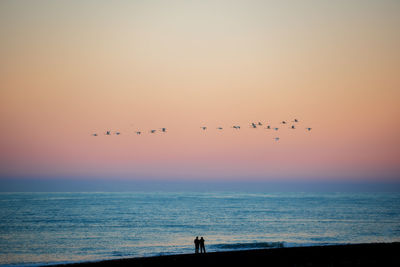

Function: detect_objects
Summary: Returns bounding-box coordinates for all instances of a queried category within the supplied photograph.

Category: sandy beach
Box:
[50,242,399,267]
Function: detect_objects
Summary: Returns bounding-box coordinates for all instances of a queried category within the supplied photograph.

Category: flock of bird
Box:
[91,119,312,141]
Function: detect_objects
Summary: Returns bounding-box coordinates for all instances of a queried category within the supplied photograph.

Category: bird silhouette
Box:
[91,119,311,141]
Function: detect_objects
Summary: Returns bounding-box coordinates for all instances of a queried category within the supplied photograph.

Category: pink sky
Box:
[0,1,399,181]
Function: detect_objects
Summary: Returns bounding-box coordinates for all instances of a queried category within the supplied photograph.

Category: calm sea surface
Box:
[0,192,399,266]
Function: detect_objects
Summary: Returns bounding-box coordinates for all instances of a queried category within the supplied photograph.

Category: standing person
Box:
[200,237,206,253]
[194,236,200,253]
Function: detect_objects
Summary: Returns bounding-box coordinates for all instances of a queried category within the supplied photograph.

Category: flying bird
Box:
[115,132,121,135]
[201,127,207,130]
[306,128,312,131]
[290,125,295,129]
[265,125,271,129]
[274,127,279,131]
[232,125,240,129]
[293,119,299,123]
[250,123,257,128]
[150,130,156,133]
[105,131,111,135]
[258,122,263,126]
[217,127,223,130]
[281,121,287,124]
[161,128,167,132]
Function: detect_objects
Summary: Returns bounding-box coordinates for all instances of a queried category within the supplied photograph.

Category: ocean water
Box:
[0,192,399,266]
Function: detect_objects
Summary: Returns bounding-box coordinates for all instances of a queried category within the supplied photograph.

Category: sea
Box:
[0,192,399,266]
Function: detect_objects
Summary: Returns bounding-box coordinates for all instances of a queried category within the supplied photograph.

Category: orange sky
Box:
[1,0,399,180]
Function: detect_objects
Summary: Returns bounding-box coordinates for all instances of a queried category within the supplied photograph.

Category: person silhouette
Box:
[194,236,200,253]
[200,237,206,253]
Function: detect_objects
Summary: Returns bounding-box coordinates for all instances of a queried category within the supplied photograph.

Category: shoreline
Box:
[49,242,399,267]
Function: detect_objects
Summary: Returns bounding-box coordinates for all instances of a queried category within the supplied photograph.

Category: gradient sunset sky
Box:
[1,0,399,183]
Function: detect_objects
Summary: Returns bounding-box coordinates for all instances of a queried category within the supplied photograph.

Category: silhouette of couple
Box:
[194,236,206,253]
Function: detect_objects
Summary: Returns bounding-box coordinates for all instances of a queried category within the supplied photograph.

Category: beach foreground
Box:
[52,243,399,267]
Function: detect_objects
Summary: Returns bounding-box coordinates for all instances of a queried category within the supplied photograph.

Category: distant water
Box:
[1,192,399,266]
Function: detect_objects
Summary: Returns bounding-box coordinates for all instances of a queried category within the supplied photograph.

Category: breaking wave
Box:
[211,242,284,250]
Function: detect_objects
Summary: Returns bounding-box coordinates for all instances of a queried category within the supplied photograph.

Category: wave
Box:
[210,242,284,250]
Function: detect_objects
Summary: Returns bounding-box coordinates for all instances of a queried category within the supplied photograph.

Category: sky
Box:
[0,0,399,186]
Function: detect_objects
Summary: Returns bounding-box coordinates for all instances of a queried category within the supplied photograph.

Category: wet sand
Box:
[51,242,399,267]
